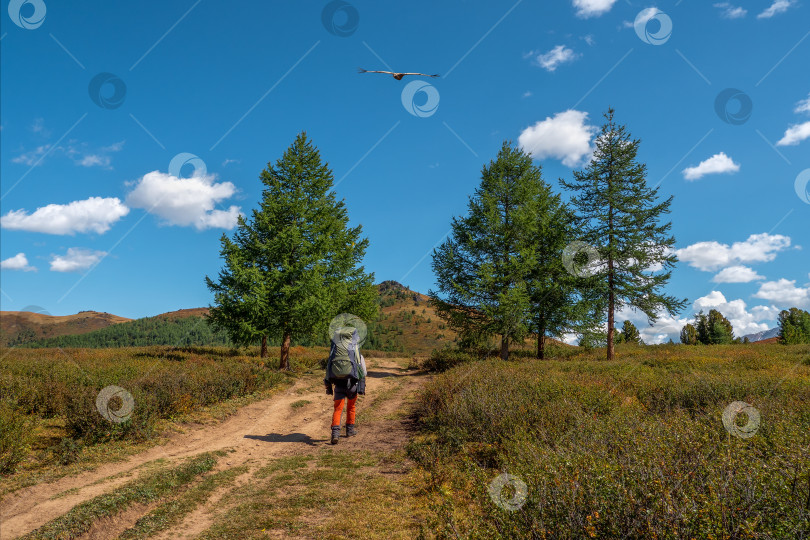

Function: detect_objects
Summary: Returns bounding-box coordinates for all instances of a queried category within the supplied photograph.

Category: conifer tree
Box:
[560,109,686,360]
[205,133,377,369]
[430,142,542,360]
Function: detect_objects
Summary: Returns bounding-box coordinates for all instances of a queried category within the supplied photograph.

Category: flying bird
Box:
[358,68,440,80]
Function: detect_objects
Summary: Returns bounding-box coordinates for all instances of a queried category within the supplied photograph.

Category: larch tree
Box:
[205,132,377,369]
[560,108,686,361]
[430,142,542,361]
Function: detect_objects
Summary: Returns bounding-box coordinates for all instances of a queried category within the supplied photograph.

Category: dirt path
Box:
[0,357,428,539]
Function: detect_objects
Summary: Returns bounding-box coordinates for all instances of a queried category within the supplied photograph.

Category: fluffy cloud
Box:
[757,0,793,18]
[50,248,106,273]
[617,306,690,345]
[776,121,810,146]
[712,265,764,283]
[573,0,618,18]
[675,233,791,272]
[0,252,36,272]
[692,291,776,337]
[533,45,580,72]
[714,2,747,18]
[126,171,241,230]
[12,141,124,169]
[682,152,740,180]
[753,278,810,309]
[518,110,596,167]
[12,145,50,167]
[0,197,130,235]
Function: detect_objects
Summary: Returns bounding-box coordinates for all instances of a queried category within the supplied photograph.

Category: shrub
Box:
[0,399,35,474]
[422,348,477,372]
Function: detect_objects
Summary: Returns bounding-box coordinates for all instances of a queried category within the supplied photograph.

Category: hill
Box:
[7,282,458,354]
[0,310,131,347]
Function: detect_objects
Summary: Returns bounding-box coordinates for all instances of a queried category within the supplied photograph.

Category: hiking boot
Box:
[330,425,340,445]
[346,424,357,437]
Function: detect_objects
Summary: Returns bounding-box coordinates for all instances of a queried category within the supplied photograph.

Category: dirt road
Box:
[0,357,428,539]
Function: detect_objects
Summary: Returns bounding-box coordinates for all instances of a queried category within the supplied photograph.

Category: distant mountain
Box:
[742,327,780,343]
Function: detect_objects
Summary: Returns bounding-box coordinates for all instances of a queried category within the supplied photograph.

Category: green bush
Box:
[0,399,35,474]
[422,348,477,372]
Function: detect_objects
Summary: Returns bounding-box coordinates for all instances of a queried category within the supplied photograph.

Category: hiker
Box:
[324,326,367,444]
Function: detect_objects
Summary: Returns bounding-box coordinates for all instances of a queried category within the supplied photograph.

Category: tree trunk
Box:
[537,320,546,360]
[607,290,615,361]
[279,330,291,370]
[500,334,509,361]
[260,335,268,358]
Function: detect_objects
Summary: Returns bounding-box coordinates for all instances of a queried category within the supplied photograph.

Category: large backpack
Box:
[327,327,361,382]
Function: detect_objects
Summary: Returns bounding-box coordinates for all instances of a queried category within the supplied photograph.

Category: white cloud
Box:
[0,253,36,272]
[692,291,777,337]
[573,0,618,18]
[682,152,740,180]
[712,265,764,283]
[676,233,791,272]
[518,110,596,167]
[126,171,241,230]
[757,0,793,18]
[12,145,51,166]
[714,2,747,18]
[50,248,106,273]
[80,154,111,168]
[628,7,658,28]
[753,278,810,309]
[776,121,810,146]
[1,197,130,235]
[796,93,810,114]
[522,91,533,98]
[533,45,580,72]
[221,158,240,167]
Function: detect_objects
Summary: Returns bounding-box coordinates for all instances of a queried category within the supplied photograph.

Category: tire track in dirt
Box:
[0,358,428,539]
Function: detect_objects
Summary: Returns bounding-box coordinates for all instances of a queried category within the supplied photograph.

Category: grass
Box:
[408,343,810,539]
[291,399,312,409]
[197,450,428,539]
[20,451,223,539]
[0,345,325,498]
[117,464,249,539]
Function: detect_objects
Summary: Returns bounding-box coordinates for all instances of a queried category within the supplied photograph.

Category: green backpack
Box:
[327,327,361,381]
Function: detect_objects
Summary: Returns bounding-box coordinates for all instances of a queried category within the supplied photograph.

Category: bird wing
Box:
[358,69,395,74]
[399,73,440,78]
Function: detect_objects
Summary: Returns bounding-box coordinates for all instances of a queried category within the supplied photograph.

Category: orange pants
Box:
[332,396,357,427]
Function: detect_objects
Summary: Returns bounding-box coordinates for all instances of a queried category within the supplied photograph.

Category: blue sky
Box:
[1,0,808,343]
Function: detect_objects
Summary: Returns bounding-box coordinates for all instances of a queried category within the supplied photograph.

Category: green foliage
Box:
[411,344,810,538]
[0,399,35,474]
[560,109,687,358]
[205,132,377,367]
[430,142,550,360]
[778,307,810,344]
[618,320,642,344]
[22,316,232,348]
[695,309,734,345]
[680,322,698,345]
[422,348,477,372]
